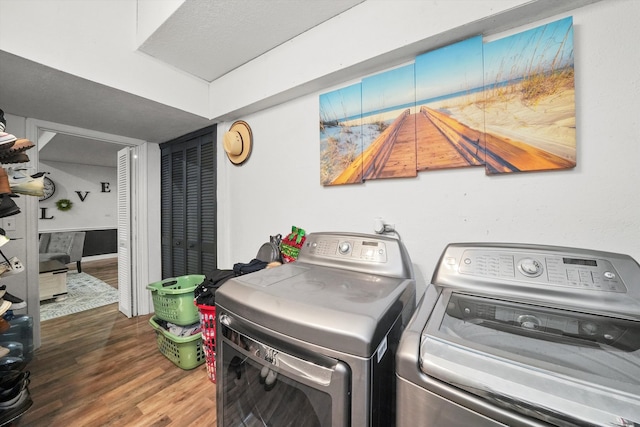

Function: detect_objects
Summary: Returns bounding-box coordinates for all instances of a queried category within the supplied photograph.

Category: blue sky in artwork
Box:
[362,64,415,115]
[319,83,361,121]
[415,36,484,101]
[484,16,574,83]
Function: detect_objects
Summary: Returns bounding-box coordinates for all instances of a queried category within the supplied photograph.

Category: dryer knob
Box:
[219,314,231,326]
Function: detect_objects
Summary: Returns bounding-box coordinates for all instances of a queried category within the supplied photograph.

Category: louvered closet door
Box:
[117,147,133,317]
[199,141,217,274]
[161,126,217,278]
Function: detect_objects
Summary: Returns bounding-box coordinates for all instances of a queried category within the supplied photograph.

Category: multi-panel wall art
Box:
[319,17,576,185]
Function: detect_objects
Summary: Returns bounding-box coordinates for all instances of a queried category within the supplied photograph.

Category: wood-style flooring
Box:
[15,258,217,426]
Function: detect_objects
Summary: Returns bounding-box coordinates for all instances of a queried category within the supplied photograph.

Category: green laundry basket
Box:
[146,275,205,325]
[149,316,205,370]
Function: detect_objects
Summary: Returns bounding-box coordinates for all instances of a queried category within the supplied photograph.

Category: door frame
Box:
[26,118,157,347]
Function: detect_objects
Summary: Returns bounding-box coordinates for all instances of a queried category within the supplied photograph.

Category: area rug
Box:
[40,272,119,321]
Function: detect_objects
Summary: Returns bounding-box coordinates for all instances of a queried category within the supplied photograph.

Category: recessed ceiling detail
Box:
[138,0,364,82]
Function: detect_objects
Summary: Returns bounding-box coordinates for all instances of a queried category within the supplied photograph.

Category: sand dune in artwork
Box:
[426,84,576,163]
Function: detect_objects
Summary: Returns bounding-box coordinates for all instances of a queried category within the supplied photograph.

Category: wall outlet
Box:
[3,217,16,231]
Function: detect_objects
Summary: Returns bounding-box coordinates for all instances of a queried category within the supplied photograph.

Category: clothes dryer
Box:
[216,232,416,426]
[396,243,640,427]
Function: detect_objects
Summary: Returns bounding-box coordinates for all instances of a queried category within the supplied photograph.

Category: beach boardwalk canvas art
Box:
[415,36,486,171]
[319,16,577,186]
[481,16,577,174]
[319,83,363,185]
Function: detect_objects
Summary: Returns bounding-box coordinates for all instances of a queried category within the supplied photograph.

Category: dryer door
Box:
[420,290,640,426]
[218,312,350,427]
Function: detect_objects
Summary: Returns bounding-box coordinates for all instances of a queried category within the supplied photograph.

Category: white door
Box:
[117,147,134,317]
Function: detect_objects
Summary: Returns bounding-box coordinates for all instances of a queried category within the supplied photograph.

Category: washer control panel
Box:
[458,249,626,293]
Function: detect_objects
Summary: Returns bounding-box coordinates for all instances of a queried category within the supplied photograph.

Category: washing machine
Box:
[215,232,416,426]
[396,243,640,427]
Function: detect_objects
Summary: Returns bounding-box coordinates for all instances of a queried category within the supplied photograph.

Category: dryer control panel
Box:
[310,237,388,263]
[297,232,414,279]
[457,249,626,293]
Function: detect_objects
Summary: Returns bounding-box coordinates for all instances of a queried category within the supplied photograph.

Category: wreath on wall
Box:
[55,199,73,211]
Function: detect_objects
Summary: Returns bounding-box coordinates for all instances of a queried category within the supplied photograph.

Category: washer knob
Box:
[517,314,540,330]
[338,241,351,255]
[580,322,599,336]
[519,258,543,277]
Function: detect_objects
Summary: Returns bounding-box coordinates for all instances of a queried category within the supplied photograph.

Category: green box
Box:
[149,316,205,370]
[146,275,205,325]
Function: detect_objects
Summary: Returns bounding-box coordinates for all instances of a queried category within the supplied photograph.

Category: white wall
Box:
[216,0,640,288]
[38,161,117,232]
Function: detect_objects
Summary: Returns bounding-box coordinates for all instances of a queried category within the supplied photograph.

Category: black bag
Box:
[256,234,282,263]
[194,269,235,306]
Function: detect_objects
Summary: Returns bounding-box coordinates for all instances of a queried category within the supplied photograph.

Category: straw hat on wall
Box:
[223,120,252,165]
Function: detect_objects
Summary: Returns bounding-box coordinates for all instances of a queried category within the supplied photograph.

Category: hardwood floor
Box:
[81,258,119,288]
[15,258,217,426]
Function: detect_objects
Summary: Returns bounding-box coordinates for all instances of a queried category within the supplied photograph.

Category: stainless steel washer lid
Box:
[216,261,415,357]
[419,289,640,426]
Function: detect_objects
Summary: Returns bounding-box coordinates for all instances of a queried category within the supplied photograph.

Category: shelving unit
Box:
[0,124,38,424]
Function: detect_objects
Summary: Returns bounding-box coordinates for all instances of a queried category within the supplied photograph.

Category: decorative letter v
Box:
[76,191,90,202]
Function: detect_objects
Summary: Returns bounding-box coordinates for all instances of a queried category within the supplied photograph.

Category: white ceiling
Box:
[0,0,364,167]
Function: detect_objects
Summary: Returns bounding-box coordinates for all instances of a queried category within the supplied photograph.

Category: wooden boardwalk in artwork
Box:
[331,109,416,184]
[416,108,482,171]
[331,106,575,184]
